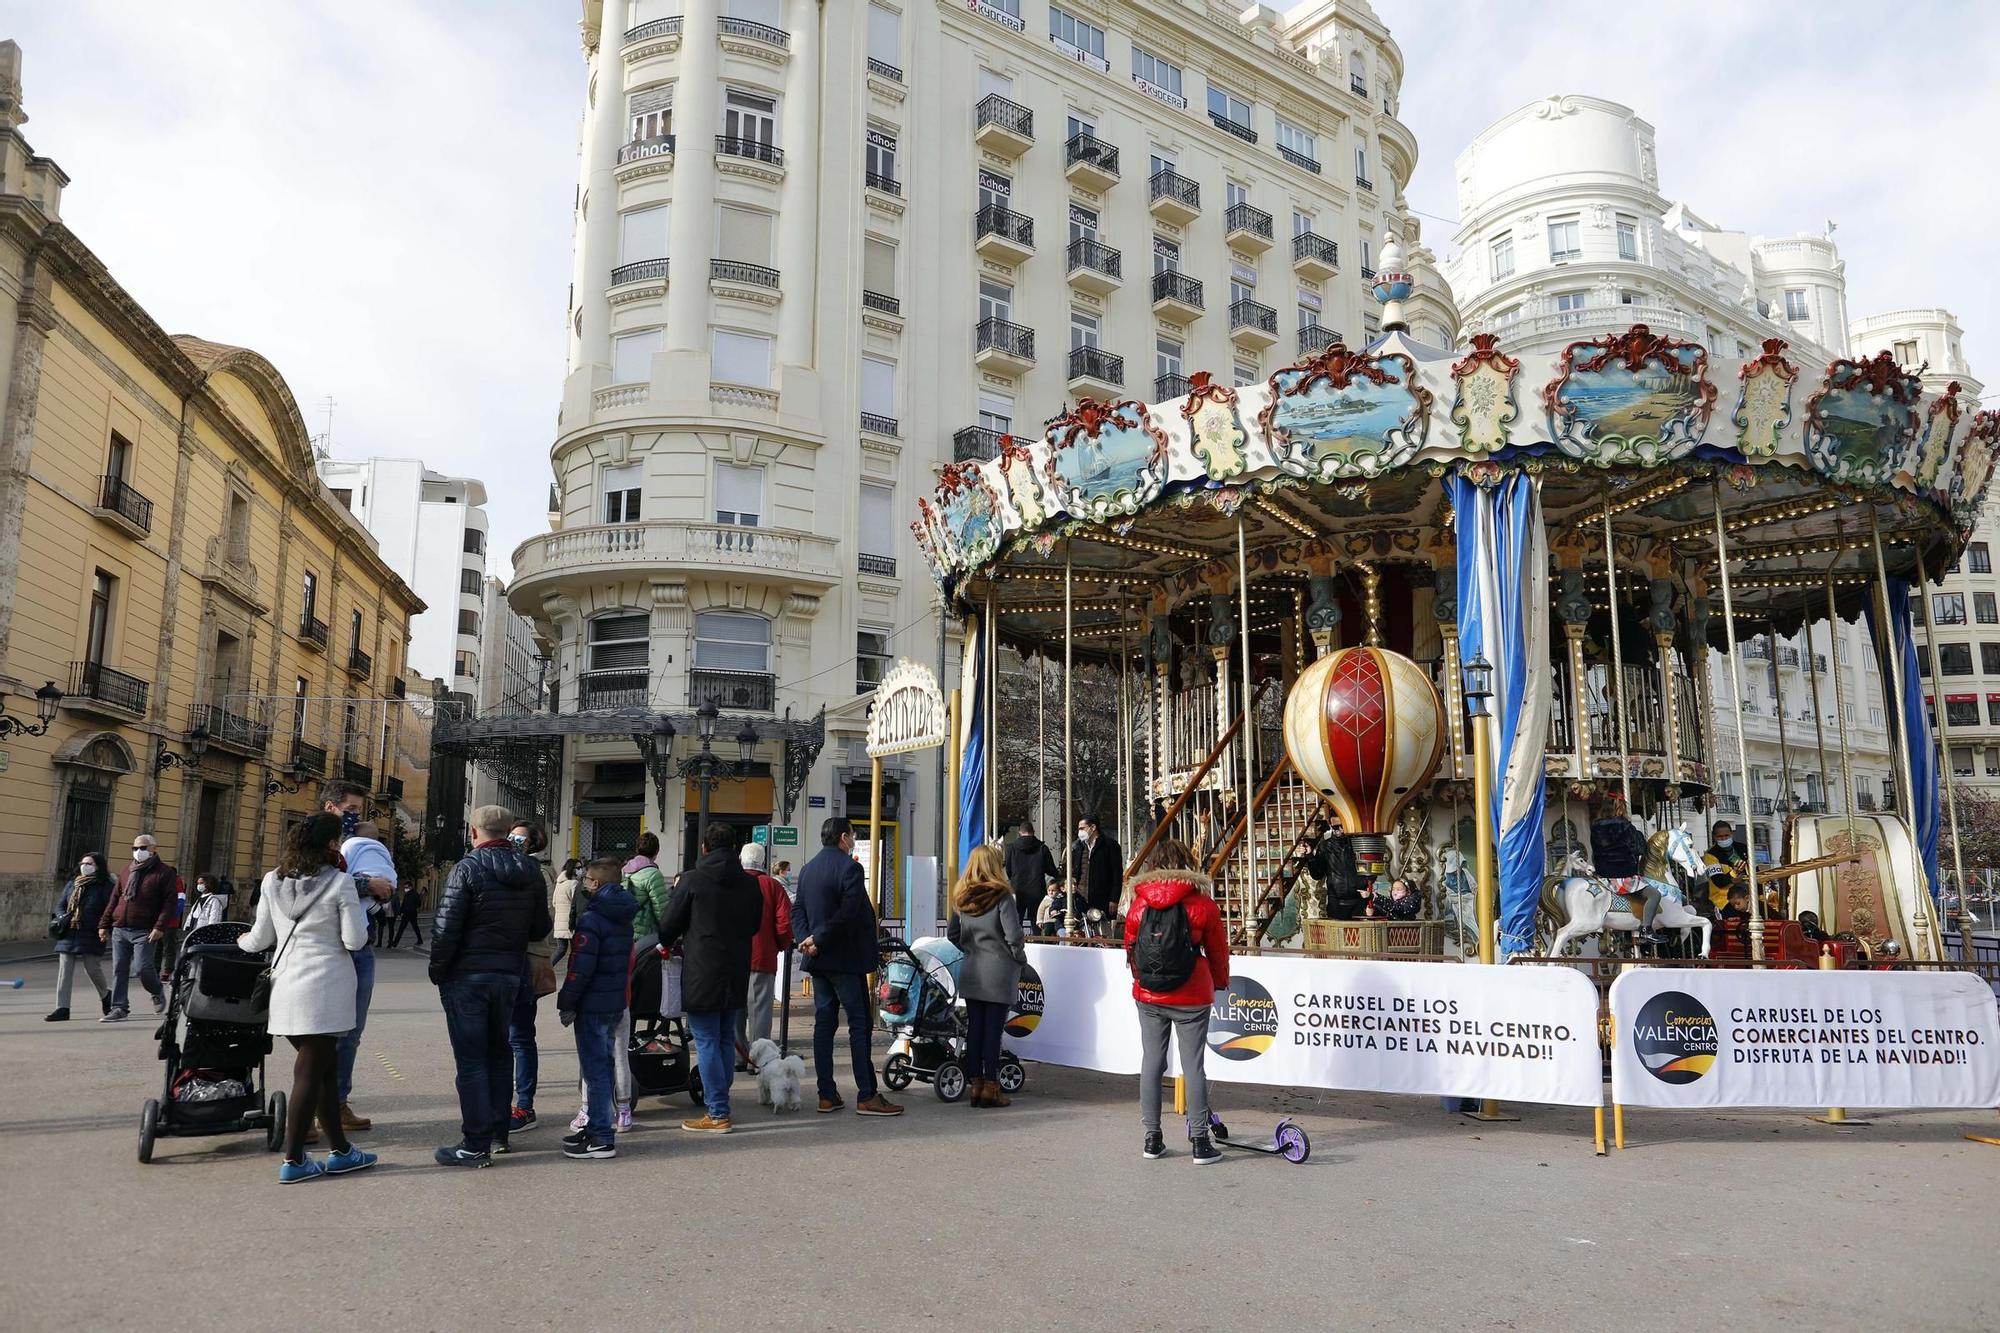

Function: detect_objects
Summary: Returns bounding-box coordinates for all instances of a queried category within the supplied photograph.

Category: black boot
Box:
[44,1008,69,1022]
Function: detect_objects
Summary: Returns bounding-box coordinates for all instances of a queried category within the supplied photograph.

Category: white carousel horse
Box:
[1542,826,1713,958]
[1437,849,1478,954]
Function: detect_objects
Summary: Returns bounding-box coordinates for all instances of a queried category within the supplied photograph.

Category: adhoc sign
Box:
[865,659,948,758]
[1609,968,2000,1110]
[1008,945,1601,1106]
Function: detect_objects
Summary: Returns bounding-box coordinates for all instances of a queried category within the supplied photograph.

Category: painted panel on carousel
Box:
[1179,372,1256,481]
[1955,410,2000,528]
[911,497,947,580]
[1260,343,1432,481]
[1802,350,1922,487]
[936,461,1005,571]
[996,436,1051,531]
[1731,338,1798,460]
[1544,324,1717,465]
[1040,398,1170,523]
[1448,334,1521,457]
[1910,382,1965,496]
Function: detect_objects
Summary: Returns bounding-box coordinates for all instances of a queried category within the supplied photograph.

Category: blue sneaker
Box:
[324,1146,378,1175]
[278,1157,326,1184]
[433,1143,492,1168]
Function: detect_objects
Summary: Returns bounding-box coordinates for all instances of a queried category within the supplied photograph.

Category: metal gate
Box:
[58,785,111,876]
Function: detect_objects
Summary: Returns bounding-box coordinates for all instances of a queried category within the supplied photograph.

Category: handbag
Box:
[48,884,77,940]
[252,874,340,1009]
[529,954,559,998]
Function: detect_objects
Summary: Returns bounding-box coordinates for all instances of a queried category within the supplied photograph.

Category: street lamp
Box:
[0,681,63,738]
[673,704,760,851]
[155,723,210,774]
[631,715,677,832]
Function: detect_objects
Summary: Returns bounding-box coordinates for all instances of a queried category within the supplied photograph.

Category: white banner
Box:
[1609,968,2000,1109]
[1006,945,1603,1106]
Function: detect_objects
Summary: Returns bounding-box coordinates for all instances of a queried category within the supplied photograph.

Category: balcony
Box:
[608,258,668,302]
[578,672,649,712]
[1155,373,1194,400]
[189,703,268,756]
[1151,270,1204,320]
[1066,237,1122,295]
[623,16,683,47]
[63,660,149,721]
[289,739,328,778]
[1229,299,1279,348]
[1293,231,1339,280]
[954,426,1005,463]
[1713,793,1743,815]
[973,317,1035,374]
[1277,144,1321,175]
[1148,169,1199,225]
[347,647,372,681]
[715,135,784,168]
[858,553,898,577]
[1751,796,1775,816]
[93,475,153,539]
[690,667,776,713]
[1351,76,1369,98]
[860,411,899,437]
[511,520,843,600]
[711,259,780,294]
[1209,112,1257,146]
[1224,202,1274,252]
[974,204,1034,264]
[865,169,901,197]
[1360,266,1377,281]
[1298,323,1342,356]
[1064,132,1119,191]
[1355,175,1374,193]
[613,134,675,178]
[716,16,789,51]
[1067,346,1124,399]
[974,94,1033,157]
[867,57,901,82]
[1743,639,1772,661]
[298,613,329,651]
[861,290,901,318]
[343,759,373,791]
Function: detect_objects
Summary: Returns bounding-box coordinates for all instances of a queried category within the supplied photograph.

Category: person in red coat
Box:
[736,841,794,1059]
[1123,839,1231,1165]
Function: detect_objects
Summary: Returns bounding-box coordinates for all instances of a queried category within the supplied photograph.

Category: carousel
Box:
[916,234,1995,966]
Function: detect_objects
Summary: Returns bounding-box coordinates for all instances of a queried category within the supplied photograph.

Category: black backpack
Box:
[1133,901,1198,992]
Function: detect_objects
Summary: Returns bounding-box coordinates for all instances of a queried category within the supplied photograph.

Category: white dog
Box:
[749,1038,806,1113]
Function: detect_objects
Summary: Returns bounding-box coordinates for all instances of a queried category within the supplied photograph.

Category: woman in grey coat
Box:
[947,843,1026,1107]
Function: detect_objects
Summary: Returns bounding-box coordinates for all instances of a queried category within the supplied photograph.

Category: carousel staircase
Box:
[1208,762,1336,943]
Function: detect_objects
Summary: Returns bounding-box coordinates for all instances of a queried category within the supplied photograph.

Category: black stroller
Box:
[625,945,704,1106]
[876,938,1026,1103]
[139,922,283,1162]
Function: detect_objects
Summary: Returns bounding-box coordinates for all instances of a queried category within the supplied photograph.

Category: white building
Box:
[1443,93,1929,861]
[317,458,490,694]
[511,0,1428,867]
[468,575,550,813]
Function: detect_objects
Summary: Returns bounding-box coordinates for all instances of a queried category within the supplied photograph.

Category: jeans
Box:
[55,953,108,1010]
[438,971,518,1152]
[964,997,1007,1079]
[810,971,877,1103]
[687,1008,741,1121]
[109,927,161,1012]
[336,947,375,1104]
[509,971,541,1111]
[1138,1001,1211,1138]
[738,971,777,1049]
[573,1010,619,1142]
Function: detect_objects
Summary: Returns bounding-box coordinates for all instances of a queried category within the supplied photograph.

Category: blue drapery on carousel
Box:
[1447,472,1552,957]
[1865,578,1941,900]
[957,614,987,866]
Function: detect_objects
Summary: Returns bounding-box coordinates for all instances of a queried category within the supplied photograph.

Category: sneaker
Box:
[44,1008,69,1022]
[565,1137,617,1160]
[1191,1133,1222,1166]
[615,1102,634,1132]
[324,1146,378,1175]
[1142,1130,1166,1159]
[152,990,166,1014]
[339,1103,372,1131]
[433,1144,492,1168]
[816,1097,845,1114]
[279,1157,326,1184]
[100,1008,128,1023]
[491,1138,512,1155]
[561,1129,589,1152]
[509,1106,538,1133]
[855,1095,905,1117]
[681,1115,732,1134]
[569,1107,590,1132]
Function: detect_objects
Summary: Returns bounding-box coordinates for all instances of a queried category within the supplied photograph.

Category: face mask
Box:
[80,862,97,877]
[196,882,208,893]
[340,810,361,839]
[132,848,153,864]
[1716,836,1733,848]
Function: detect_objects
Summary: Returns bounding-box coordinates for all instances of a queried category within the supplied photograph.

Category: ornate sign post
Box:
[865,659,949,919]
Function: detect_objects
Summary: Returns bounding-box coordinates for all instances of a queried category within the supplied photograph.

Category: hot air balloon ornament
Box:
[1283,647,1448,896]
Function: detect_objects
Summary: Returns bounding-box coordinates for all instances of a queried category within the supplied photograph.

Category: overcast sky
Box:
[12,1,1995,579]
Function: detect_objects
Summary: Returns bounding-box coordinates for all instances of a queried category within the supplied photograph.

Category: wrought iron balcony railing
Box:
[96,475,154,534]
[690,667,776,712]
[67,660,148,716]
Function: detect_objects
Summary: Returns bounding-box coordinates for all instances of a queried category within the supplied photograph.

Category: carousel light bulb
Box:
[1283,646,1447,838]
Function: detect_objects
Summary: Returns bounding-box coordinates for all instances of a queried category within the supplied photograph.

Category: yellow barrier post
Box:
[1173,1076,1185,1118]
[1593,1105,1606,1157]
[1808,945,1870,1126]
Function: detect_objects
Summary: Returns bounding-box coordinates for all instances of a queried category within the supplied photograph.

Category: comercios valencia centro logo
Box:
[1208,977,1279,1061]
[1632,989,1717,1084]
[1005,963,1044,1038]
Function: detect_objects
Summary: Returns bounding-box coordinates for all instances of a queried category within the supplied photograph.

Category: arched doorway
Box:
[50,733,137,876]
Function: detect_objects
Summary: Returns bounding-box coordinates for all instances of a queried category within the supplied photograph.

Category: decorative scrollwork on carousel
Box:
[1732,338,1798,460]
[1448,332,1521,457]
[1180,371,1252,480]
[1954,409,2000,527]
[1913,381,1964,494]
[1260,342,1431,481]
[1039,396,1171,523]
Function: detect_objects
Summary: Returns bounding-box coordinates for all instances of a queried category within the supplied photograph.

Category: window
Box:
[292,676,308,743]
[1068,203,1099,245]
[461,569,483,595]
[865,126,898,187]
[603,462,642,524]
[1972,542,1992,573]
[1893,339,1920,367]
[1918,645,1931,677]
[1049,6,1106,60]
[1990,698,2000,726]
[1152,236,1179,273]
[1495,305,1522,329]
[864,237,896,299]
[1548,217,1581,261]
[1983,643,2000,675]
[1297,296,1320,330]
[618,205,669,264]
[1132,48,1183,102]
[1616,215,1638,260]
[978,278,1013,325]
[861,356,896,419]
[455,650,479,681]
[612,328,662,383]
[726,0,780,21]
[714,462,763,527]
[587,612,650,694]
[1555,291,1588,327]
[1275,119,1315,163]
[857,629,892,695]
[1489,232,1514,280]
[1156,336,1183,380]
[1292,210,1315,237]
[978,67,1013,100]
[710,330,771,387]
[1149,146,1177,178]
[693,611,771,672]
[859,484,895,560]
[628,84,672,142]
[977,391,1014,435]
[458,609,480,638]
[1978,592,1997,624]
[1948,701,1980,728]
[226,491,250,562]
[1233,360,1258,388]
[349,610,364,655]
[1229,267,1257,306]
[301,570,318,621]
[86,569,114,664]
[106,431,132,482]
[1347,49,1366,94]
[716,205,774,266]
[1784,289,1809,321]
[867,3,900,71]
[1353,140,1369,183]
[462,530,484,555]
[343,704,360,758]
[1225,180,1249,211]
[723,87,776,148]
[977,169,1011,213]
[1940,642,1973,674]
[1936,592,1967,625]
[1070,309,1100,350]
[1206,84,1252,132]
[1360,239,1372,272]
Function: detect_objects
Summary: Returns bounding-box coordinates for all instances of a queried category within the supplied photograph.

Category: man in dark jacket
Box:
[97,833,177,1021]
[556,859,636,1160]
[1590,794,1661,939]
[1069,815,1124,937]
[793,817,903,1116]
[1005,821,1059,927]
[658,822,763,1132]
[428,804,553,1167]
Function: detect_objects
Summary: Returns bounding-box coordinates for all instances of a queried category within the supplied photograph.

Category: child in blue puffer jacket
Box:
[557,858,636,1159]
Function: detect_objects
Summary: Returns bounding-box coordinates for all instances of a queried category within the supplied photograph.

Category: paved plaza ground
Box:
[0,943,1995,1331]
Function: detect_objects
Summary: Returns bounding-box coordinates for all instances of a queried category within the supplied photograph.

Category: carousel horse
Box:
[1542,826,1713,958]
